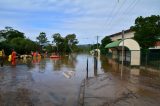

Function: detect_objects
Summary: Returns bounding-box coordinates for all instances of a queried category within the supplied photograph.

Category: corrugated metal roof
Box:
[108,29,134,37]
[105,40,122,48]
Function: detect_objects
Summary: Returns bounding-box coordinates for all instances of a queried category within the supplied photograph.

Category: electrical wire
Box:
[107,0,139,33]
[106,0,127,29]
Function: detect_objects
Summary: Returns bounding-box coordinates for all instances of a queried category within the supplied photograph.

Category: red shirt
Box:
[11,51,16,60]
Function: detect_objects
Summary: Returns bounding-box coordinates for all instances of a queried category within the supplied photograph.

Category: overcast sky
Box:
[0,0,160,44]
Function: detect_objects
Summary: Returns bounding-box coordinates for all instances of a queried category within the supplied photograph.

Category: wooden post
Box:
[86,58,88,79]
[121,30,124,78]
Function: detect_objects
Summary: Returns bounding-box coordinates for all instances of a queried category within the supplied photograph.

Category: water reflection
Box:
[100,56,120,73]
[1,54,160,106]
[51,54,77,71]
[0,66,34,106]
[0,88,34,106]
[130,68,140,76]
[38,59,46,73]
[100,55,160,79]
[94,56,98,76]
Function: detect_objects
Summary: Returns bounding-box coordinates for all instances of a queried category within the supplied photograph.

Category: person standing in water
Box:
[0,49,5,67]
[11,49,16,66]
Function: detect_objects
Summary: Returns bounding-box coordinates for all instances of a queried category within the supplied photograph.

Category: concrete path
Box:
[78,73,160,106]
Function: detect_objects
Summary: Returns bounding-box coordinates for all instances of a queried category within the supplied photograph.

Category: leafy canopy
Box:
[131,15,160,49]
[52,33,79,54]
[100,36,112,54]
[36,32,48,45]
[0,26,25,41]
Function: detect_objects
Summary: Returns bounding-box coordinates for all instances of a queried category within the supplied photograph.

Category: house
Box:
[105,29,140,66]
[109,29,135,41]
[151,37,160,49]
[109,29,160,49]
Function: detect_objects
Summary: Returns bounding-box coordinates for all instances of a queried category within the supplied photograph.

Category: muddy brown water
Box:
[0,54,160,106]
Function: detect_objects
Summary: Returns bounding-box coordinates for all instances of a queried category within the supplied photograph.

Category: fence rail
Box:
[106,51,160,70]
[141,52,160,70]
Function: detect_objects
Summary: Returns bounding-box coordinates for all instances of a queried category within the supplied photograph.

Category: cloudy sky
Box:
[0,0,160,44]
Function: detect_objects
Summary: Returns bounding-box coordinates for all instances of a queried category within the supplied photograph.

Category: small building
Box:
[105,39,140,66]
[90,49,100,56]
[109,29,160,49]
[106,29,140,66]
[106,29,160,68]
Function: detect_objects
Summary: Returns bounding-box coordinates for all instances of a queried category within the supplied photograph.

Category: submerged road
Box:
[0,54,160,106]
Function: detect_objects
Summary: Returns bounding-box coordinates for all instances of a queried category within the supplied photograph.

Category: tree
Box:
[44,44,54,53]
[0,41,12,55]
[52,33,64,45]
[131,15,160,49]
[0,26,25,41]
[91,43,100,50]
[52,33,79,54]
[65,34,78,45]
[10,37,40,54]
[52,33,65,53]
[36,32,48,45]
[65,34,79,53]
[100,36,112,54]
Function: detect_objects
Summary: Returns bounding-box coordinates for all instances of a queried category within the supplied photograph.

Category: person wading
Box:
[0,49,5,67]
[11,49,16,66]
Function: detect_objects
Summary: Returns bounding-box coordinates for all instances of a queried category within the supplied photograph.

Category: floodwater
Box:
[0,54,160,106]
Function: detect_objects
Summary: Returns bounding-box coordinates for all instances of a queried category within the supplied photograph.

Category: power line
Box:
[107,0,139,32]
[97,36,99,49]
[106,0,127,29]
[101,2,119,32]
[100,0,127,40]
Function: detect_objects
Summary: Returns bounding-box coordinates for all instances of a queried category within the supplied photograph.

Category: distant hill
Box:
[77,44,92,52]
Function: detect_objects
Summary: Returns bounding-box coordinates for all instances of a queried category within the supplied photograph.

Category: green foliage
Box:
[10,37,40,54]
[52,33,79,54]
[0,26,25,41]
[0,26,80,55]
[100,36,112,54]
[91,43,100,50]
[0,41,12,55]
[36,32,48,45]
[52,33,65,53]
[77,44,91,53]
[131,15,160,49]
[65,34,79,53]
[66,34,78,45]
[43,44,54,53]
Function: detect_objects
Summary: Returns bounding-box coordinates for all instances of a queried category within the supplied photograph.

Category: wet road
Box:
[0,54,160,106]
[0,54,103,106]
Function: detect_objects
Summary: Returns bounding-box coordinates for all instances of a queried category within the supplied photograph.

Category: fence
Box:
[141,52,160,70]
[106,50,131,66]
[106,50,160,70]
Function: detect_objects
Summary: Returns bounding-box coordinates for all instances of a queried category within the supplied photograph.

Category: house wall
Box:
[110,31,135,41]
[155,41,160,48]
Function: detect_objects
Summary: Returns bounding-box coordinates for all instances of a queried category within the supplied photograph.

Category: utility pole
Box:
[97,36,99,49]
[121,30,124,78]
[86,58,88,79]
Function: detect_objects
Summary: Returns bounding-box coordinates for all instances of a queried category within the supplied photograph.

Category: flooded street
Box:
[0,54,160,106]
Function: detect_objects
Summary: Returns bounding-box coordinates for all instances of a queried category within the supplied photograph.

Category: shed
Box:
[105,39,140,66]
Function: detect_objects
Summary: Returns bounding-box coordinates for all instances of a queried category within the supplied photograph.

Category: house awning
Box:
[105,40,122,48]
[105,39,140,51]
